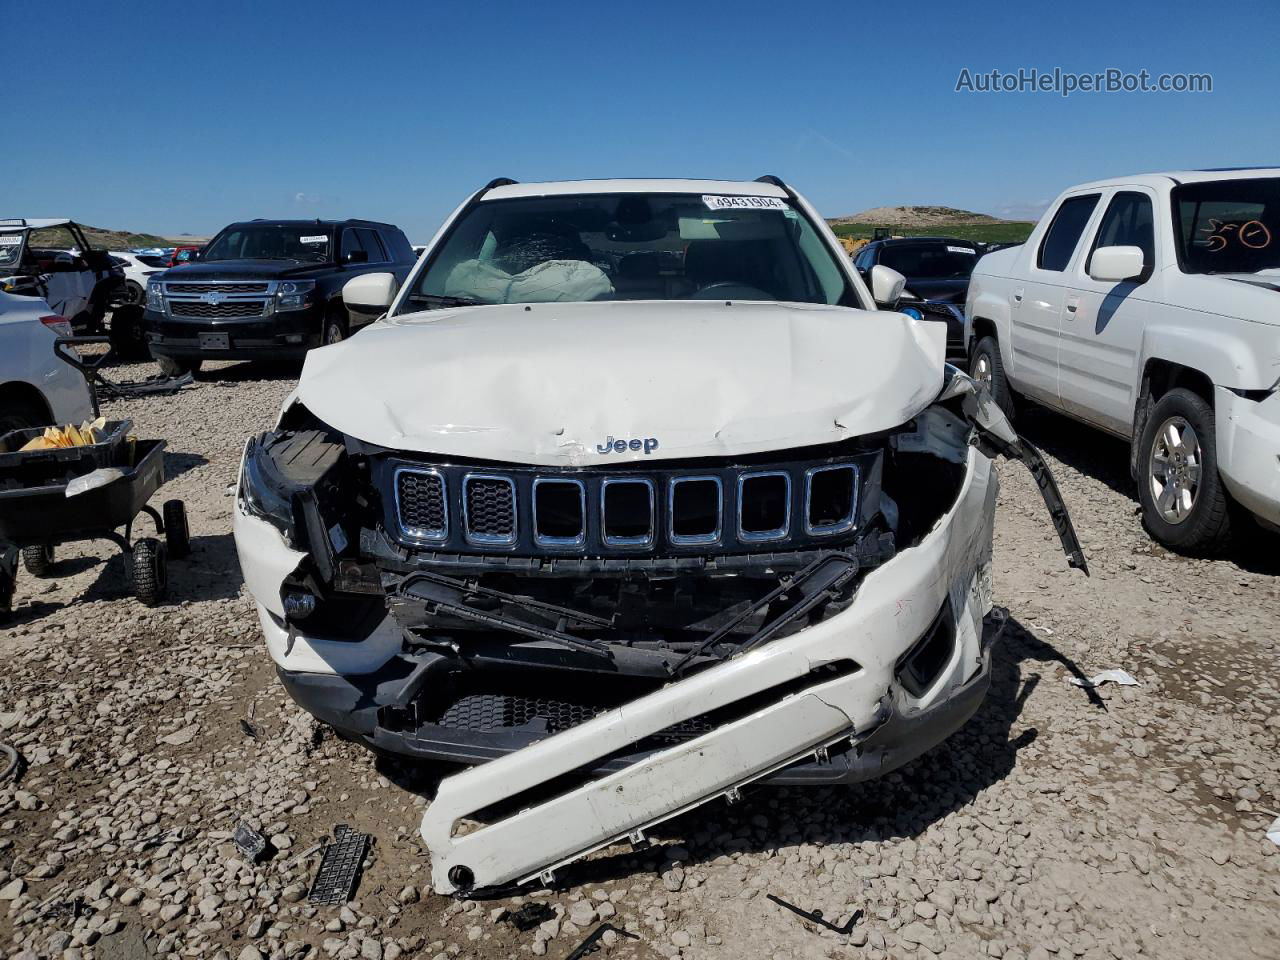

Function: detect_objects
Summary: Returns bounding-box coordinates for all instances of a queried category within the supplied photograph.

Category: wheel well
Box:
[971,316,997,345]
[1141,359,1215,407]
[0,381,54,425]
[1131,359,1217,480]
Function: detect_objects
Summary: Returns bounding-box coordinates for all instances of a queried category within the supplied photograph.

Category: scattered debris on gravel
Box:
[1,355,1277,959]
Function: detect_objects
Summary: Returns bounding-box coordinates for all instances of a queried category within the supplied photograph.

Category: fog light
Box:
[283,591,316,621]
[285,334,304,344]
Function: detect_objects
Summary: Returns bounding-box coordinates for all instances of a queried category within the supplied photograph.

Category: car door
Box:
[1057,188,1158,435]
[1010,193,1103,408]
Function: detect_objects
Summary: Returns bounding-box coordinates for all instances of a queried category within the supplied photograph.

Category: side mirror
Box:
[870,264,906,307]
[344,249,369,265]
[1089,245,1145,283]
[343,272,397,314]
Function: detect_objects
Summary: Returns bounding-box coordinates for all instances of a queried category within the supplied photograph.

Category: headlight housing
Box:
[240,436,296,539]
[276,280,316,312]
[145,279,164,311]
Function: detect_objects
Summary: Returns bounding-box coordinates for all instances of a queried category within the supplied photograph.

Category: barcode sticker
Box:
[0,235,22,246]
[702,195,788,211]
[300,235,328,244]
[947,245,976,255]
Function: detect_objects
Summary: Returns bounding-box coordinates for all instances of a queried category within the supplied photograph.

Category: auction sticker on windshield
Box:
[947,245,976,254]
[300,235,328,244]
[702,195,788,211]
[0,235,22,245]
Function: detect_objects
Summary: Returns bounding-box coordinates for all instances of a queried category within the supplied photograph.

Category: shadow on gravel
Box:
[195,360,303,384]
[364,615,1108,892]
[162,451,209,481]
[169,534,245,602]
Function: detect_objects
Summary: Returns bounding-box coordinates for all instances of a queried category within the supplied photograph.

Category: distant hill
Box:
[22,222,173,251]
[826,205,1033,250]
[829,205,1010,227]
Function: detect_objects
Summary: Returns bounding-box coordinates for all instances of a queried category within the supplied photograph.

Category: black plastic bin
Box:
[0,420,134,491]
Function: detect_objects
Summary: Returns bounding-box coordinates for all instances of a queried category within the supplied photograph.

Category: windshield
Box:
[1174,178,1280,274]
[878,243,978,280]
[402,192,855,310]
[202,225,332,263]
[0,232,22,268]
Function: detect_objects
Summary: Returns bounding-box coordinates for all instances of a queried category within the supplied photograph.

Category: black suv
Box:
[853,236,982,361]
[143,219,416,375]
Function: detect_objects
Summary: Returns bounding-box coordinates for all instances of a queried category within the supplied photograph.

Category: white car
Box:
[109,251,169,306]
[966,168,1280,551]
[233,177,1084,895]
[0,290,95,436]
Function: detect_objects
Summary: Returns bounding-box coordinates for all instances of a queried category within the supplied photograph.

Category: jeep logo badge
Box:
[597,435,659,455]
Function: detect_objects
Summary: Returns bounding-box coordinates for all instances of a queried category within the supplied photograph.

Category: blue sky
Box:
[10,0,1279,240]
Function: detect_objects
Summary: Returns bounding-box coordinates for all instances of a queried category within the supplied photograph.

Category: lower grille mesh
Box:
[437,693,713,743]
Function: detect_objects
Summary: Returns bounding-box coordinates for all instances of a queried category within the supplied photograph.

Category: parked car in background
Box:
[0,291,95,435]
[233,176,1086,896]
[854,237,981,361]
[0,219,124,333]
[169,245,202,267]
[109,251,169,306]
[143,219,417,376]
[966,168,1280,551]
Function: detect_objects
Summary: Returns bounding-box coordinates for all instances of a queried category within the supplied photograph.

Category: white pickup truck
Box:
[966,168,1280,552]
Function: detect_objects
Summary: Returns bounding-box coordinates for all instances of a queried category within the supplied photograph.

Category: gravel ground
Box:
[1,354,1278,960]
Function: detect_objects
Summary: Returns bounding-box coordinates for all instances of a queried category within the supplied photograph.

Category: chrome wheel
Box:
[324,321,344,345]
[1148,415,1202,524]
[973,352,992,386]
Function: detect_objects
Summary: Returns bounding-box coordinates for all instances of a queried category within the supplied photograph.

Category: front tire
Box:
[1136,387,1231,553]
[109,305,150,361]
[153,353,202,378]
[323,307,348,346]
[970,336,1015,419]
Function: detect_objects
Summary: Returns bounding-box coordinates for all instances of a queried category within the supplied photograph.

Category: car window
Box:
[1037,194,1101,271]
[357,228,387,263]
[341,229,365,261]
[878,244,979,279]
[1087,192,1154,272]
[1173,177,1280,274]
[402,192,858,310]
[382,228,415,262]
[854,247,874,271]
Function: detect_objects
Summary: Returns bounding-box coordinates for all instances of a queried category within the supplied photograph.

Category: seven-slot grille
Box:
[388,457,866,556]
[168,300,265,318]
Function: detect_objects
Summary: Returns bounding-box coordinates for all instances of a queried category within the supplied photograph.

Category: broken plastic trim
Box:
[940,366,1089,575]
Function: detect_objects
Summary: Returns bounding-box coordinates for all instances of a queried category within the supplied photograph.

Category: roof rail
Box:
[754,175,797,202]
[483,177,518,191]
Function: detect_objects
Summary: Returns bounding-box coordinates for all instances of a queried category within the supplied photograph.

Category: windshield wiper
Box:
[407,293,489,308]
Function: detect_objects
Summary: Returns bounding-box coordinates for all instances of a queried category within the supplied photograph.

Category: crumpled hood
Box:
[297,300,946,465]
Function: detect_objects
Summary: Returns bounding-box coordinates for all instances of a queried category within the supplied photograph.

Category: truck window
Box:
[1037,194,1100,271]
[357,228,388,263]
[341,228,366,262]
[1173,177,1280,274]
[1086,192,1154,271]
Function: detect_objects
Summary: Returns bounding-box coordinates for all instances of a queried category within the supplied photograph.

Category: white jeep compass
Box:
[233,177,1084,895]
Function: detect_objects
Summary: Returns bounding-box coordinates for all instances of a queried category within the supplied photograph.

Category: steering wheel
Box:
[693,281,774,301]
